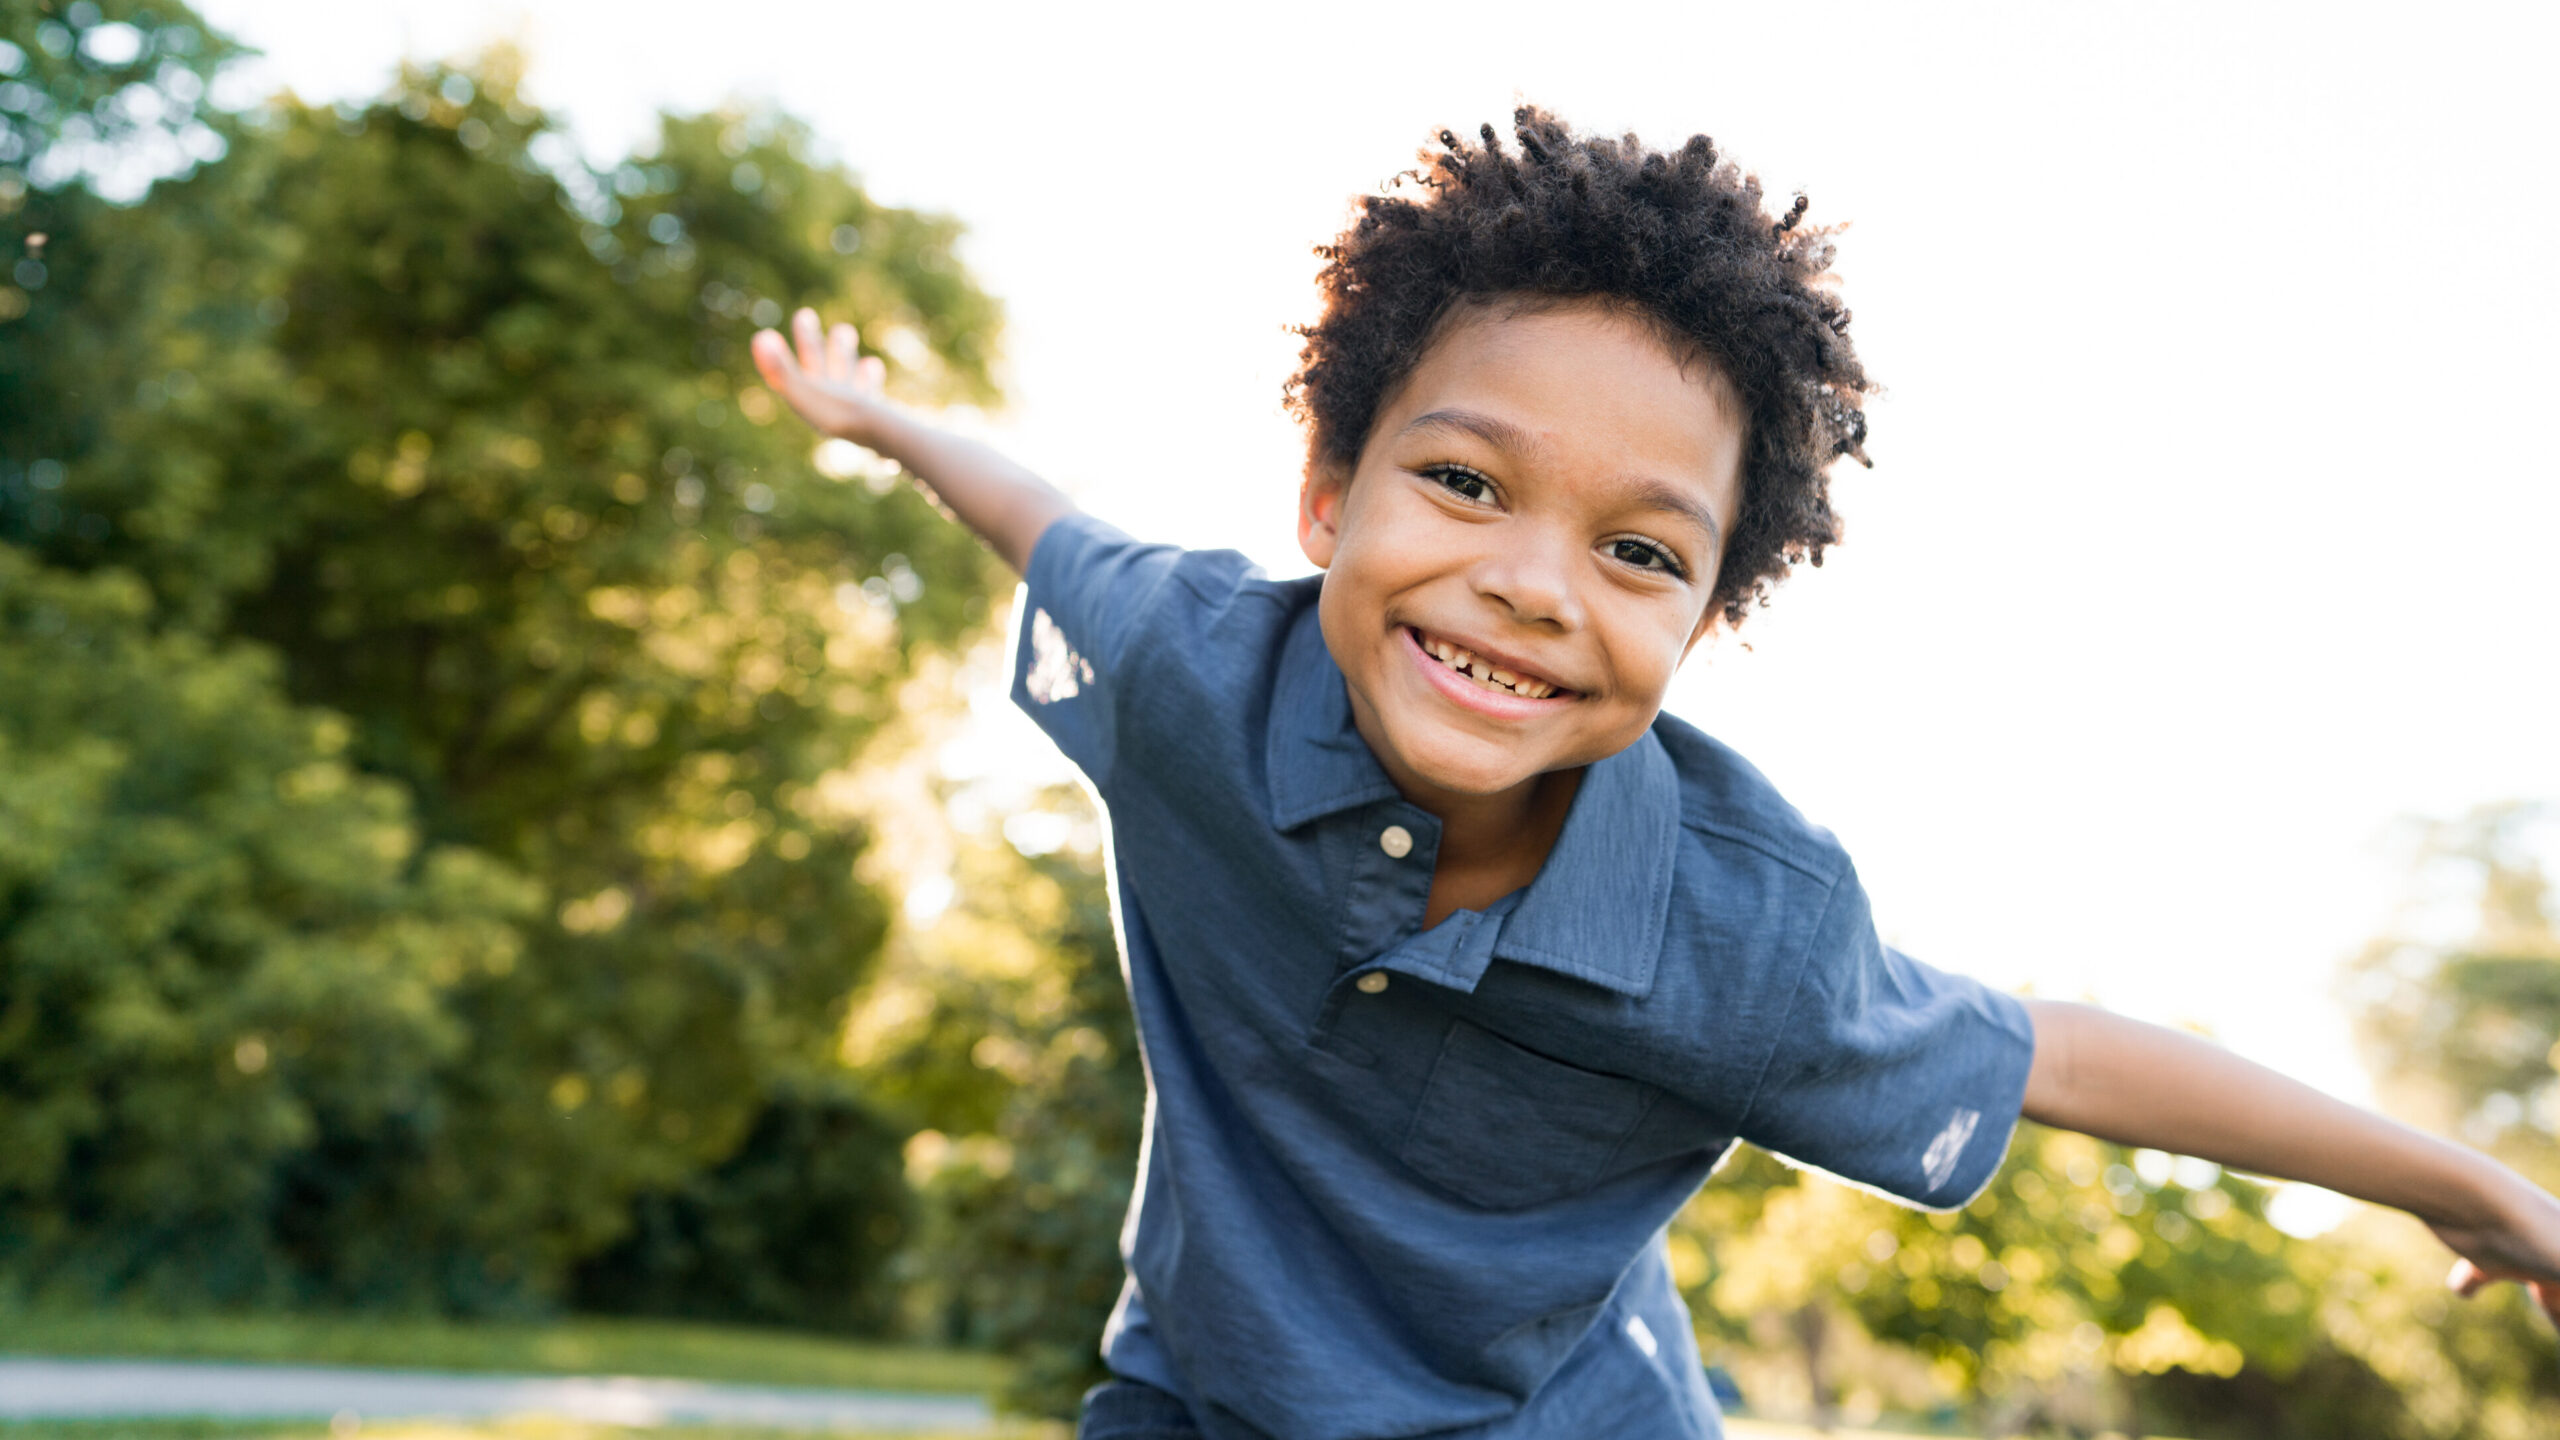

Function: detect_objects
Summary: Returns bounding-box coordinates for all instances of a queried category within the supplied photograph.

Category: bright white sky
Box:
[202,0,2559,1117]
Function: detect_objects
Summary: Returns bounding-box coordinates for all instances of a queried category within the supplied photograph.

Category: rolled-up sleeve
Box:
[1736,870,2036,1210]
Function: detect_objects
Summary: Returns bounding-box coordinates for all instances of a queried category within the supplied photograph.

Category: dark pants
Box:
[1079,1377,1205,1439]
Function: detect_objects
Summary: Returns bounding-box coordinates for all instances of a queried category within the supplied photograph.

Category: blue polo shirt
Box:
[1010,513,2035,1439]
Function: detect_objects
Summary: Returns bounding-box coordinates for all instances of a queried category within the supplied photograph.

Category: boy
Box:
[753,110,2560,1438]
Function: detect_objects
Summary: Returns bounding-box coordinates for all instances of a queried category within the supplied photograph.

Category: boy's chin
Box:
[1386,730,1551,799]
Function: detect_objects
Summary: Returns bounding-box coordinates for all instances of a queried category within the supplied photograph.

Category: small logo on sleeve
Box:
[1920,1107,1981,1193]
[1025,609,1094,704]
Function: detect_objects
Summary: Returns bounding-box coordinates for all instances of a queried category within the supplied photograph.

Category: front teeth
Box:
[1417,631,1557,699]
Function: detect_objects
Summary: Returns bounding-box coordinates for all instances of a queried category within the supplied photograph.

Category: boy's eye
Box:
[1425,465,1495,504]
[1608,538,1685,576]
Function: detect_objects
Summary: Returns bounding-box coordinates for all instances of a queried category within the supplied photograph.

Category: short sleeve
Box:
[1011,511,1254,788]
[1736,870,2035,1210]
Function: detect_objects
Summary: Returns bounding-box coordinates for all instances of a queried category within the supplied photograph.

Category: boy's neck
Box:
[1400,764,1585,929]
[1339,687,1586,925]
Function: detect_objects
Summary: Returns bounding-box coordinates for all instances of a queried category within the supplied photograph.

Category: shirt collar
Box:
[1266,605,1679,999]
[1267,605,1407,831]
[1492,731,1678,998]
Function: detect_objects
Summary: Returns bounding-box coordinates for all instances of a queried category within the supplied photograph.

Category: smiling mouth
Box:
[1406,627,1570,700]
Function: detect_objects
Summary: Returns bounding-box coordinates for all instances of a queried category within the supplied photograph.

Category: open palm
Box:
[751,306,891,445]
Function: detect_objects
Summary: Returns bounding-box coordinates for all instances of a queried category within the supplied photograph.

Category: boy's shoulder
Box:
[1650,709,1851,888]
[1129,542,1320,678]
[1044,516,1307,638]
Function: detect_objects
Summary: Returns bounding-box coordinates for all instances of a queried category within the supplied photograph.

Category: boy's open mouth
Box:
[1405,626,1570,700]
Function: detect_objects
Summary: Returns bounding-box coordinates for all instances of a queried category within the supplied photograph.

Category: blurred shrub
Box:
[2332,806,2560,1440]
[570,1079,913,1333]
[1685,813,2560,1439]
[0,545,534,1304]
[0,0,1003,1320]
[2352,806,2560,1192]
[854,811,1143,1417]
[1686,1128,2392,1435]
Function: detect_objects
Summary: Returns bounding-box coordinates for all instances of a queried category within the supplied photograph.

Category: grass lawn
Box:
[0,1416,1971,1440]
[0,1311,1008,1395]
[0,1412,2191,1440]
[0,1423,1065,1440]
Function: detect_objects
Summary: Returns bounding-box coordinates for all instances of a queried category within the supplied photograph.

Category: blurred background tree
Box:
[0,0,1013,1321]
[2352,806,2560,1191]
[1683,1129,2413,1438]
[0,543,536,1305]
[1676,810,2560,1440]
[2328,805,2560,1439]
[854,808,1143,1416]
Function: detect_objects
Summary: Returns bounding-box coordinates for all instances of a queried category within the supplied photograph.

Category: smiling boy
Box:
[755,110,2560,1439]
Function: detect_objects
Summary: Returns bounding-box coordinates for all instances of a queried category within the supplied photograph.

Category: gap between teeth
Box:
[1419,632,1557,699]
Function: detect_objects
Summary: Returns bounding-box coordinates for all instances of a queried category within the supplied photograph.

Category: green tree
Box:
[2,0,1010,1317]
[854,797,1145,1418]
[1685,1122,2413,1436]
[2331,805,2560,1439]
[0,546,533,1303]
[2352,806,2560,1190]
[0,0,238,216]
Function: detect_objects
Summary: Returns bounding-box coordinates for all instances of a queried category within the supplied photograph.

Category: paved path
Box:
[0,1357,994,1430]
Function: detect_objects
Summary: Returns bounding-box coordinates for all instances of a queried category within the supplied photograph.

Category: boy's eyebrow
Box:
[1401,407,1725,548]
[1402,407,1540,457]
[1616,477,1724,550]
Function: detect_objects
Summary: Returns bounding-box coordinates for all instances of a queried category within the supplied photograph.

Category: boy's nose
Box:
[1469,536,1583,632]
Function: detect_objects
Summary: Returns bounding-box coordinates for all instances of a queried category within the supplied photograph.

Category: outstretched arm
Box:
[2022,997,2560,1322]
[752,308,1075,575]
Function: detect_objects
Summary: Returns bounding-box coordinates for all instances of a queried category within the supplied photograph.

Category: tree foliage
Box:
[1681,1128,2388,1437]
[0,0,237,210]
[1683,813,2560,1440]
[1,0,1006,1317]
[852,808,1145,1417]
[2353,806,2560,1190]
[0,547,533,1302]
[2334,806,2560,1439]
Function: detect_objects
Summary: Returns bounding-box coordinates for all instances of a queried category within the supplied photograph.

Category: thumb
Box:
[2449,1257,2502,1298]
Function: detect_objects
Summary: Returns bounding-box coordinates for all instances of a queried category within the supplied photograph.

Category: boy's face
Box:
[1299,300,1748,803]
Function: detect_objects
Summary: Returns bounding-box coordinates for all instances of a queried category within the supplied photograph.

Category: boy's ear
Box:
[1297,462,1350,570]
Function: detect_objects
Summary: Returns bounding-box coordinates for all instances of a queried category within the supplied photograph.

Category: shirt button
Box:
[1356,972,1391,995]
[1378,824,1414,859]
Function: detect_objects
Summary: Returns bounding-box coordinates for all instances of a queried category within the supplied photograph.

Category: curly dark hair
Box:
[1284,106,1874,625]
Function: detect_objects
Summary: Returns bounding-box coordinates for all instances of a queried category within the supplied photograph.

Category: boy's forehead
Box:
[1376,301,1747,503]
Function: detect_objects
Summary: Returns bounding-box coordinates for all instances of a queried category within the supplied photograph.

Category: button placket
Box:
[1328,806,1436,962]
[1310,802,1440,1057]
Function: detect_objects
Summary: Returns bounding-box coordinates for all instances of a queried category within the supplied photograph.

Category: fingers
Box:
[2447,1257,2559,1312]
[2450,1258,2491,1297]
[750,328,796,391]
[828,322,860,383]
[793,307,826,375]
[787,308,876,388]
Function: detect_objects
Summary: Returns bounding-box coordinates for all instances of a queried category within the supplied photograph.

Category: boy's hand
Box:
[745,305,1073,575]
[2436,1178,2560,1324]
[752,307,892,448]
